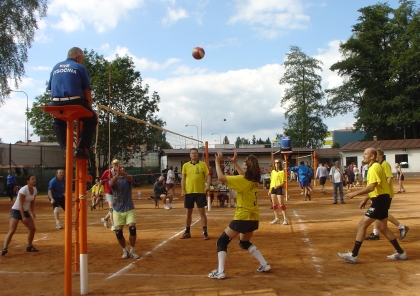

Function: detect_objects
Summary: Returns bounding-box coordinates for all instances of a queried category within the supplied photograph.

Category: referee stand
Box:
[39,105,92,296]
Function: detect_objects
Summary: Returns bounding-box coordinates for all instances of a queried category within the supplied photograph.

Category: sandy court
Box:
[0,178,419,296]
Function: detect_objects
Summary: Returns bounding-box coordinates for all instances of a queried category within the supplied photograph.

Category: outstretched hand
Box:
[227,151,238,164]
[215,151,223,161]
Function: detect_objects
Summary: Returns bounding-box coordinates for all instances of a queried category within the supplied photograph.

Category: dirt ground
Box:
[0,178,419,296]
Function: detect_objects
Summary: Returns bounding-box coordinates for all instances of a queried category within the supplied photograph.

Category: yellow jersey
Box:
[182,161,209,194]
[226,175,259,221]
[380,160,394,198]
[92,184,104,195]
[367,162,390,199]
[269,169,286,188]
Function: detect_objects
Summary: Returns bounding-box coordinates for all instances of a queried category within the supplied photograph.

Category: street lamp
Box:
[9,89,29,144]
[212,133,221,145]
[185,124,199,148]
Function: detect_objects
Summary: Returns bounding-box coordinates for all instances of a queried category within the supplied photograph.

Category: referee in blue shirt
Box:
[47,47,97,159]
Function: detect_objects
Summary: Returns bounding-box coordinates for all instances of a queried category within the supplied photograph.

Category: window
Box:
[345,156,357,168]
[395,154,408,168]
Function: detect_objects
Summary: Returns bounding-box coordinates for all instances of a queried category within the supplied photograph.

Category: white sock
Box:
[248,245,267,266]
[218,251,227,272]
[398,224,405,230]
[373,229,378,236]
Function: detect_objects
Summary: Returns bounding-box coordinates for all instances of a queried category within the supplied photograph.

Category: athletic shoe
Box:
[164,205,170,210]
[270,218,280,225]
[1,248,8,256]
[333,201,337,204]
[173,197,178,200]
[365,233,380,240]
[300,192,304,195]
[168,204,173,209]
[387,251,407,260]
[307,194,311,201]
[130,251,140,259]
[180,232,191,239]
[56,222,63,229]
[26,246,39,252]
[111,226,116,231]
[208,269,225,279]
[283,218,289,225]
[90,204,94,211]
[341,201,346,204]
[338,251,358,264]
[399,226,409,241]
[257,263,271,272]
[101,217,109,228]
[122,249,129,259]
[203,233,209,240]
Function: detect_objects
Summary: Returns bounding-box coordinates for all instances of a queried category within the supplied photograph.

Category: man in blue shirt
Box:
[48,169,65,229]
[289,161,313,201]
[280,131,292,152]
[47,47,97,159]
[6,169,17,202]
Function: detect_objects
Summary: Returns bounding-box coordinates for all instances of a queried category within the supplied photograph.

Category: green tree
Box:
[28,50,167,170]
[223,135,230,144]
[251,135,256,145]
[279,46,328,148]
[234,137,250,148]
[326,1,420,139]
[0,0,47,102]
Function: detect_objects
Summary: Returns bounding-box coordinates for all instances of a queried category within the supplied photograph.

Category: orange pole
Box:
[74,161,80,272]
[64,120,74,296]
[78,156,89,294]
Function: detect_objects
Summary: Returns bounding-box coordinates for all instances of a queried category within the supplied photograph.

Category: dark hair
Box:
[190,148,198,153]
[26,174,35,182]
[274,159,283,170]
[300,161,304,165]
[244,155,261,182]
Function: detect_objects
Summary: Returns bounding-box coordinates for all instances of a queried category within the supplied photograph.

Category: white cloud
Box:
[161,7,189,27]
[229,0,310,38]
[48,0,144,33]
[31,66,51,71]
[315,40,344,90]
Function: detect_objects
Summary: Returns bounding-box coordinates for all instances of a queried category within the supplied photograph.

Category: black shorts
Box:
[10,209,31,220]
[271,187,284,195]
[51,196,65,210]
[400,175,405,181]
[184,193,207,208]
[365,194,391,220]
[228,220,259,234]
[319,177,327,185]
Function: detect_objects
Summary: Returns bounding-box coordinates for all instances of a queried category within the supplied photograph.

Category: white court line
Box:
[293,210,323,277]
[12,235,48,249]
[106,219,201,280]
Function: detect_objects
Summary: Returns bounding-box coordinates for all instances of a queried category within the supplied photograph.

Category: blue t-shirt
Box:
[6,173,17,185]
[111,178,135,212]
[47,58,91,98]
[289,165,313,182]
[48,177,65,198]
[280,135,291,149]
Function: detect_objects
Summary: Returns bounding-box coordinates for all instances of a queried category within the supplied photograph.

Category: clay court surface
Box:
[0,179,419,296]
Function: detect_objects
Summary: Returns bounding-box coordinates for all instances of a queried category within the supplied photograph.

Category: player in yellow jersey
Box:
[208,152,271,279]
[338,148,407,264]
[180,148,211,240]
[268,159,289,225]
[365,148,409,241]
[90,177,104,210]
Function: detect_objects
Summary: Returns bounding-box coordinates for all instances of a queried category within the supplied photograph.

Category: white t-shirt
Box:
[166,169,174,184]
[12,185,37,211]
[353,167,359,175]
[329,167,343,183]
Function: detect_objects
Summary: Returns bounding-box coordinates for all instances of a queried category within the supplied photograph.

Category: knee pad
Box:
[216,232,232,252]
[53,207,59,213]
[280,204,286,211]
[115,229,123,240]
[238,240,253,251]
[272,204,278,210]
[109,208,113,214]
[129,226,136,236]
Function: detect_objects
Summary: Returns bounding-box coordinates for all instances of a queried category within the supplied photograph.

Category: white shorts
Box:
[105,193,113,202]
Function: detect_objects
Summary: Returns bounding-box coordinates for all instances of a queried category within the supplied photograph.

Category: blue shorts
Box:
[299,179,310,187]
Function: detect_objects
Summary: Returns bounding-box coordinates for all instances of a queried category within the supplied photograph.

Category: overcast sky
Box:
[1,0,403,148]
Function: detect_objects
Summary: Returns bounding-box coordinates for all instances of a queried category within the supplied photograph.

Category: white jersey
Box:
[12,185,37,211]
[167,169,174,184]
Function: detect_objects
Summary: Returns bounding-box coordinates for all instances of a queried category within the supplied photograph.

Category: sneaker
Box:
[180,232,191,239]
[26,246,39,252]
[164,205,169,210]
[338,251,358,264]
[387,251,407,260]
[168,204,173,209]
[203,233,209,240]
[111,226,116,231]
[90,204,94,211]
[300,192,304,195]
[333,201,337,204]
[1,248,8,256]
[208,269,225,279]
[257,263,271,272]
[283,218,289,225]
[270,218,280,225]
[56,222,63,229]
[130,251,140,259]
[101,218,109,228]
[122,249,129,259]
[399,226,409,241]
[173,197,178,200]
[341,201,346,204]
[365,233,380,240]
[307,194,311,201]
